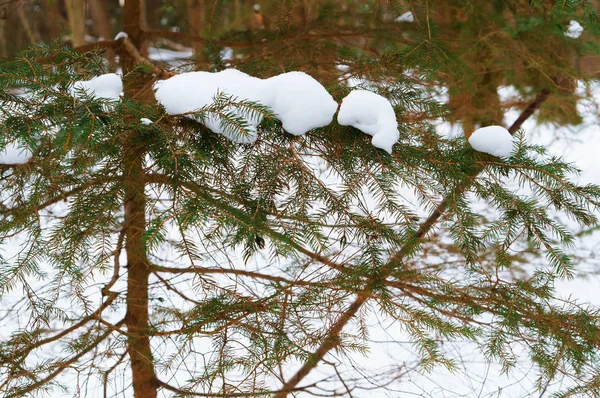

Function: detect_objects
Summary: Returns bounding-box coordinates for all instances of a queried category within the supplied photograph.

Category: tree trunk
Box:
[65,0,86,47]
[17,4,37,44]
[122,1,157,397]
[187,0,205,53]
[89,0,112,40]
[0,19,6,58]
[123,142,157,398]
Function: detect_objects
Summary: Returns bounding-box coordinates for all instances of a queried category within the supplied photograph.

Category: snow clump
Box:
[140,118,153,125]
[0,142,32,165]
[469,125,514,158]
[337,90,399,154]
[565,20,584,39]
[70,73,123,101]
[396,11,415,23]
[263,71,338,135]
[114,32,128,40]
[154,69,337,141]
[154,69,267,143]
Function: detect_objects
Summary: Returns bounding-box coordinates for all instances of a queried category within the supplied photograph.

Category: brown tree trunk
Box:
[0,19,6,58]
[89,0,112,40]
[65,0,86,47]
[122,1,157,397]
[17,4,37,44]
[187,0,205,53]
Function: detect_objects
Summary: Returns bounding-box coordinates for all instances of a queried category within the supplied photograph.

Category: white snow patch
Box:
[337,90,399,154]
[396,11,414,23]
[114,31,128,40]
[566,20,584,39]
[263,71,338,136]
[155,69,337,142]
[140,118,153,125]
[154,69,268,143]
[0,142,32,165]
[220,47,233,62]
[469,125,514,158]
[70,73,123,101]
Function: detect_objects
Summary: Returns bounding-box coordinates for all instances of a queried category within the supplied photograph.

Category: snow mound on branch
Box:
[566,20,584,39]
[469,125,514,158]
[0,142,32,165]
[263,71,338,136]
[396,11,414,22]
[114,32,128,40]
[154,69,267,144]
[154,69,337,141]
[337,90,399,154]
[140,118,153,125]
[70,74,123,101]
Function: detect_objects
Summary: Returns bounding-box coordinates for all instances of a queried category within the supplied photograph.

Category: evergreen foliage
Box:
[2,1,600,397]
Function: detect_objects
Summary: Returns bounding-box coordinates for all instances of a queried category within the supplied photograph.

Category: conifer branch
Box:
[273,89,552,397]
[120,36,175,79]
[3,320,125,398]
[145,173,348,273]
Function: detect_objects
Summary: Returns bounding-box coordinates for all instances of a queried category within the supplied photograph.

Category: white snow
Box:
[0,142,32,165]
[114,31,128,40]
[70,73,123,101]
[154,69,268,143]
[396,11,415,22]
[566,20,584,39]
[263,71,338,136]
[154,69,338,141]
[468,125,514,158]
[220,47,233,62]
[140,118,153,125]
[337,90,399,154]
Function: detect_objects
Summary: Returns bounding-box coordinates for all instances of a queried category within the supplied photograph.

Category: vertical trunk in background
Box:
[187,0,205,54]
[17,3,37,44]
[89,0,116,69]
[121,0,157,397]
[65,0,86,47]
[233,0,241,29]
[89,0,112,40]
[0,20,6,58]
[38,0,68,43]
[145,0,160,29]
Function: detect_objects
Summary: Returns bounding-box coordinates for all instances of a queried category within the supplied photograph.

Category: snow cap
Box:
[469,125,514,158]
[70,73,123,101]
[338,89,399,154]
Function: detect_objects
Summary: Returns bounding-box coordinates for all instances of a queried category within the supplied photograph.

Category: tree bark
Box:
[65,0,86,47]
[0,19,6,58]
[187,0,205,53]
[17,4,37,44]
[123,141,158,398]
[122,0,157,397]
[89,0,112,40]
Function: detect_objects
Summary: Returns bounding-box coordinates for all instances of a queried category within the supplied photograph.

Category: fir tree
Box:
[2,1,600,397]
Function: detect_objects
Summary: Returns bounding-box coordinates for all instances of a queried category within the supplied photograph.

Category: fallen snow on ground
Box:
[155,69,338,140]
[0,142,32,164]
[566,20,584,39]
[468,125,514,158]
[338,89,399,153]
[69,73,123,101]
